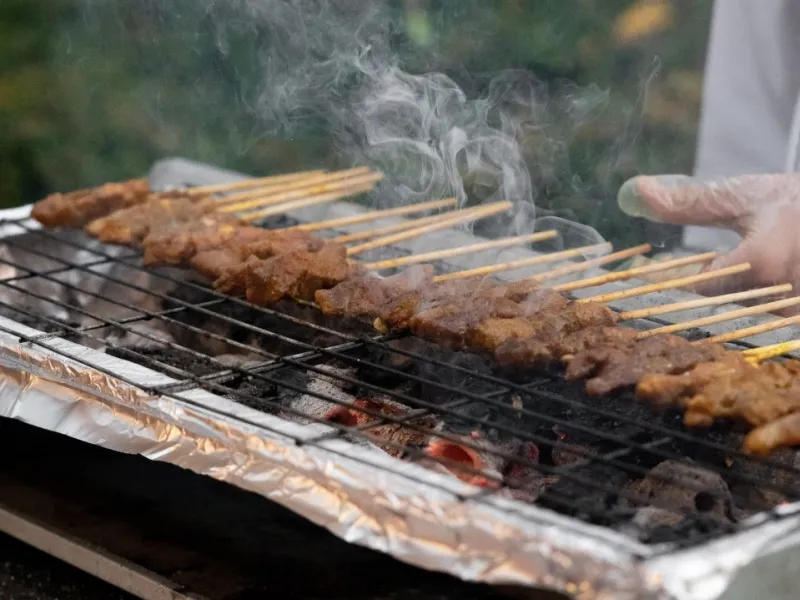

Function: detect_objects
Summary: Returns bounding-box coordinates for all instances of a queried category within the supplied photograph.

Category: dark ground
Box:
[0,419,564,600]
[0,534,132,600]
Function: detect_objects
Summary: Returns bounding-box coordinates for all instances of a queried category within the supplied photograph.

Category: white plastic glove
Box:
[618,174,800,311]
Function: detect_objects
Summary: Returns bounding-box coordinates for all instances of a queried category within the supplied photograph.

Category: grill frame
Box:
[0,157,799,599]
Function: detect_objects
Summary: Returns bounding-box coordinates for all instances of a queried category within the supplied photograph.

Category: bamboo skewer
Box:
[619,284,794,321]
[188,169,327,196]
[283,198,458,233]
[531,244,652,283]
[202,169,364,206]
[703,315,800,345]
[432,242,612,283]
[216,168,378,213]
[553,252,718,293]
[636,296,800,339]
[241,178,382,222]
[333,206,461,243]
[743,340,800,360]
[579,263,752,304]
[361,231,559,271]
[346,201,513,257]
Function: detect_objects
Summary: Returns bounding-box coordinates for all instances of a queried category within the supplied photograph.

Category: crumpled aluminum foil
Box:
[0,158,799,600]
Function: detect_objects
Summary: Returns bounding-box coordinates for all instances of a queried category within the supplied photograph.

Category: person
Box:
[617,0,800,300]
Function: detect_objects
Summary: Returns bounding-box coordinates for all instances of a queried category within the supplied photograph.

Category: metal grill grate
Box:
[1,211,799,556]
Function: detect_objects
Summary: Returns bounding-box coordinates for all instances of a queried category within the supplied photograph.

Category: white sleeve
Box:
[694,0,800,177]
[686,0,800,251]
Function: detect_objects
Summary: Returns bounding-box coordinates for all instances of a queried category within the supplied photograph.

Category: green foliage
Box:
[0,0,712,247]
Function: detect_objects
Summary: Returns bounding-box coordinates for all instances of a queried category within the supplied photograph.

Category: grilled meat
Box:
[31,178,152,228]
[637,355,800,425]
[84,197,217,245]
[144,225,321,268]
[214,241,355,304]
[745,412,800,456]
[491,303,620,365]
[314,265,436,318]
[563,334,727,396]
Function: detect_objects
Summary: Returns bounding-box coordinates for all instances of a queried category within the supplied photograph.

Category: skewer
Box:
[240,176,383,221]
[214,168,377,212]
[202,169,363,206]
[619,284,794,320]
[283,198,458,233]
[431,242,612,283]
[578,263,752,304]
[346,201,513,257]
[742,339,800,360]
[333,207,461,243]
[553,252,718,292]
[530,244,652,283]
[361,231,559,271]
[635,296,800,339]
[702,314,800,345]
[188,169,327,196]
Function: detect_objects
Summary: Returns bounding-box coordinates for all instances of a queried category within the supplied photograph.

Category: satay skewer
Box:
[703,315,800,344]
[346,201,514,256]
[553,252,718,292]
[216,169,380,213]
[635,296,800,339]
[578,263,752,304]
[430,242,613,282]
[742,339,800,361]
[203,167,373,207]
[619,284,794,320]
[283,198,458,233]
[331,207,462,243]
[361,231,559,270]
[187,169,327,196]
[529,244,652,283]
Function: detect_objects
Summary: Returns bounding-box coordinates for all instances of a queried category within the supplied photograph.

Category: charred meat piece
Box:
[376,278,519,333]
[84,197,215,245]
[144,225,320,268]
[31,178,152,228]
[637,356,800,427]
[409,295,526,350]
[565,335,727,396]
[634,353,751,410]
[745,412,800,456]
[214,241,354,304]
[492,303,620,365]
[315,264,435,318]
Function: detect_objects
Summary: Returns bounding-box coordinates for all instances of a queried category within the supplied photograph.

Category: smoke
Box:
[76,0,624,250]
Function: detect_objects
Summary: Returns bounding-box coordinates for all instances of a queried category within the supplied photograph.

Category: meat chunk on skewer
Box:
[214,241,356,304]
[314,265,436,318]
[144,224,321,269]
[635,356,800,455]
[409,295,527,350]
[31,179,152,228]
[564,334,727,396]
[745,412,800,456]
[491,303,620,365]
[84,197,217,245]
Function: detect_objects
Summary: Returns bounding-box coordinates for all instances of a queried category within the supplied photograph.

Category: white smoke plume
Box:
[83,0,618,249]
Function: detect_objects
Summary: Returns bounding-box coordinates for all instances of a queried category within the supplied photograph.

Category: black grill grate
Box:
[1,214,799,555]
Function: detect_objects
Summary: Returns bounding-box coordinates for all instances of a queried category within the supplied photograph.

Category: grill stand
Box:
[0,157,797,600]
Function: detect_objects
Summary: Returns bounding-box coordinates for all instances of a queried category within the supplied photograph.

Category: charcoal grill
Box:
[1,157,800,600]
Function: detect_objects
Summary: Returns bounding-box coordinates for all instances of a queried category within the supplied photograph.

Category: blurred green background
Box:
[0,0,711,247]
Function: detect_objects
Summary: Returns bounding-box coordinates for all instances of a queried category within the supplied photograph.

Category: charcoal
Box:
[536,464,629,525]
[643,514,731,545]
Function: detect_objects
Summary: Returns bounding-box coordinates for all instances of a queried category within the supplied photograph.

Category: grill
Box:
[2,157,800,600]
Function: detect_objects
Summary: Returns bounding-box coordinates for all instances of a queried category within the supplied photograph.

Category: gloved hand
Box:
[618,174,800,306]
